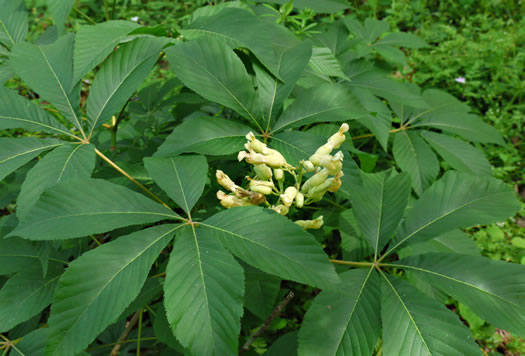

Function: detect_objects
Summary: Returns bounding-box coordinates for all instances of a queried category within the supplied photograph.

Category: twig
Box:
[241,290,295,353]
[110,310,141,356]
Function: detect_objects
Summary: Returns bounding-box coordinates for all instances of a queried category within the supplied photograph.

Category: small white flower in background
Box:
[455,77,466,84]
[130,16,139,22]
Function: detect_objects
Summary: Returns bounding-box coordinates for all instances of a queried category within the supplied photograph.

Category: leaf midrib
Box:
[0,115,73,137]
[0,143,63,164]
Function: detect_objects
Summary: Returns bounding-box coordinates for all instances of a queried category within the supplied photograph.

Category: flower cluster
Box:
[216,123,349,229]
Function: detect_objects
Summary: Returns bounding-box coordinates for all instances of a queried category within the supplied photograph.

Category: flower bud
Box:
[274,168,284,181]
[295,216,324,230]
[254,164,273,180]
[216,170,237,192]
[301,168,329,193]
[302,160,315,172]
[217,191,249,208]
[295,192,304,208]
[280,186,298,207]
[245,132,267,153]
[238,151,267,165]
[327,123,349,149]
[272,204,289,216]
[249,179,274,195]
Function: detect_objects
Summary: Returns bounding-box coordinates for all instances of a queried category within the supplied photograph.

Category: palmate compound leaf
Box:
[154,116,253,157]
[0,86,73,137]
[385,171,521,255]
[46,224,181,356]
[164,225,244,356]
[272,83,367,133]
[381,273,481,356]
[16,143,96,219]
[0,137,64,181]
[393,253,525,336]
[86,36,169,137]
[166,36,264,131]
[392,130,439,196]
[0,264,63,333]
[144,155,208,215]
[10,34,84,134]
[8,179,182,240]
[200,207,340,289]
[348,170,411,255]
[298,268,381,356]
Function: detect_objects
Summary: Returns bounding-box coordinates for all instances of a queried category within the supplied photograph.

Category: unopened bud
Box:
[264,153,287,168]
[302,160,315,172]
[245,132,267,153]
[301,168,329,193]
[295,192,304,208]
[280,186,298,207]
[274,168,284,180]
[254,164,273,180]
[249,179,274,195]
[217,191,249,208]
[327,123,349,149]
[295,216,324,230]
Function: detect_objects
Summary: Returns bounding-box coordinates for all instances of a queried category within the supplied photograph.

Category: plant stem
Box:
[110,310,141,356]
[136,308,143,356]
[89,337,157,352]
[330,259,374,267]
[94,148,172,210]
[111,0,117,19]
[241,290,295,353]
[89,235,102,246]
[352,127,404,141]
[103,0,110,21]
[72,6,97,24]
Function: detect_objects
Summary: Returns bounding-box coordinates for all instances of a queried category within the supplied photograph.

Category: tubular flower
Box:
[254,164,273,180]
[217,191,251,208]
[295,216,324,230]
[248,179,275,195]
[216,170,238,193]
[280,186,298,207]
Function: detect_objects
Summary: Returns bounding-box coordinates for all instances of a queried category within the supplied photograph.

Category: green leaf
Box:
[413,113,504,145]
[73,20,140,83]
[46,0,74,35]
[266,332,298,356]
[387,171,521,253]
[393,131,439,195]
[0,264,63,332]
[394,253,525,337]
[420,130,492,176]
[0,138,63,182]
[0,0,27,48]
[9,328,48,356]
[10,35,84,133]
[154,116,252,157]
[271,131,326,166]
[308,47,348,80]
[349,87,392,151]
[347,70,428,108]
[373,44,407,66]
[16,144,95,219]
[408,88,469,124]
[349,170,411,254]
[181,8,300,79]
[244,264,281,320]
[46,224,179,356]
[398,229,480,258]
[298,268,381,356]
[0,238,59,275]
[166,37,263,130]
[375,32,428,48]
[344,18,389,43]
[9,179,181,240]
[254,40,312,129]
[0,87,73,136]
[381,273,481,356]
[86,37,168,137]
[144,155,208,215]
[272,84,366,132]
[164,226,244,356]
[201,207,340,289]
